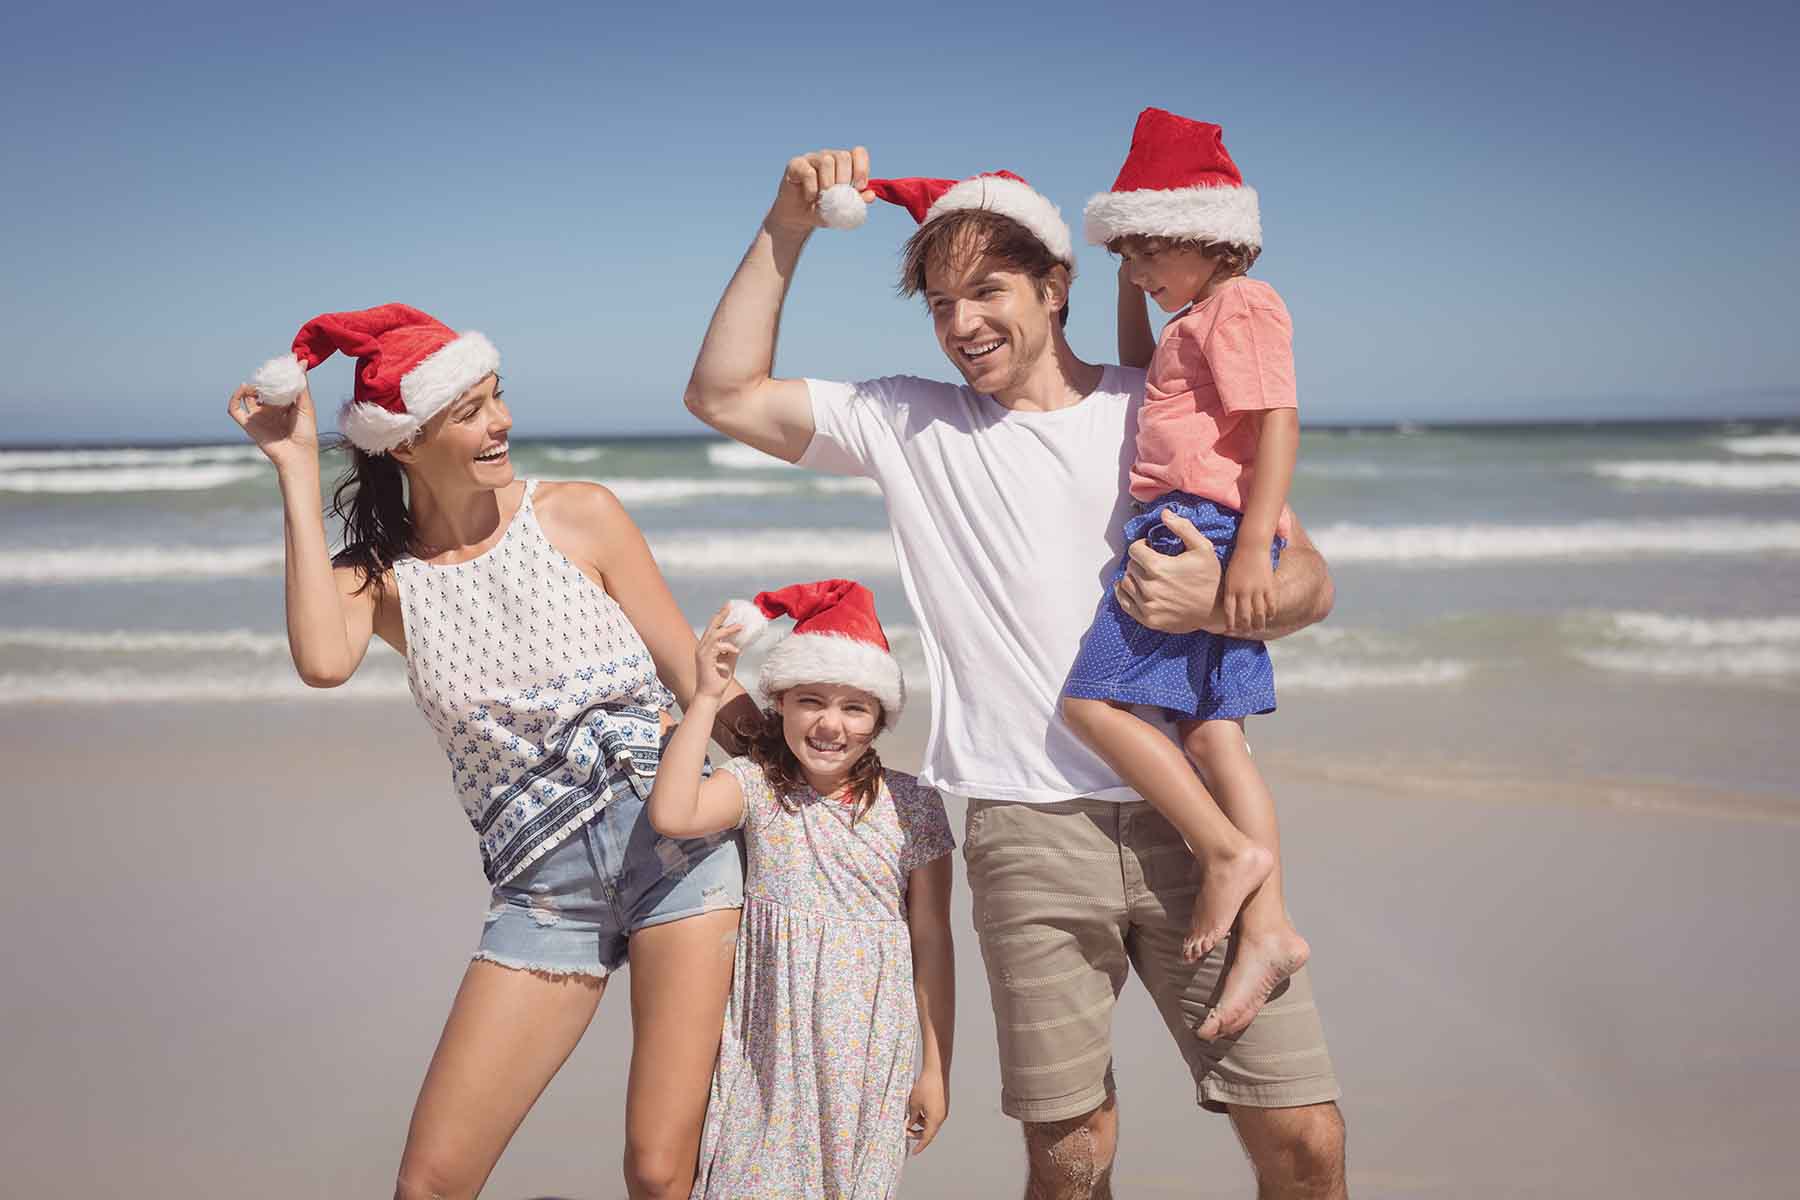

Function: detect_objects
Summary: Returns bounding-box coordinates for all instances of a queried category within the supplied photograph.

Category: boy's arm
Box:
[1116,262,1156,369]
[905,853,954,1154]
[1222,407,1300,632]
[1115,512,1334,640]
[683,148,873,464]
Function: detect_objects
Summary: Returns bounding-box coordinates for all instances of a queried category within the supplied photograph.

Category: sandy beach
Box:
[3,678,1794,1199]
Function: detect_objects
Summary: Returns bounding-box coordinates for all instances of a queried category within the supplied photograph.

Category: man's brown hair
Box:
[1107,233,1260,280]
[898,209,1072,329]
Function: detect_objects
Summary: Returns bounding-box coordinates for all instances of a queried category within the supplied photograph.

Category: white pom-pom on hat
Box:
[723,598,776,648]
[249,354,308,406]
[816,183,869,230]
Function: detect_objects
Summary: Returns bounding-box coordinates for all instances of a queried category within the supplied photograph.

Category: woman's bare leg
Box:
[393,959,605,1200]
[1062,696,1272,960]
[621,909,740,1199]
[1182,719,1310,1041]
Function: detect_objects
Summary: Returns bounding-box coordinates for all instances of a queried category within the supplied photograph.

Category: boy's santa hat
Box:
[1083,107,1262,250]
[818,170,1075,271]
[725,579,905,718]
[246,302,500,454]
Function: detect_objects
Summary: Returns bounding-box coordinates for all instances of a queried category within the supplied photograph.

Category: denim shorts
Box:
[474,791,744,979]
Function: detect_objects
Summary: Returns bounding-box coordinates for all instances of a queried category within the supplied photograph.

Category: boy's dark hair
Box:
[898,208,1072,329]
[1107,233,1261,279]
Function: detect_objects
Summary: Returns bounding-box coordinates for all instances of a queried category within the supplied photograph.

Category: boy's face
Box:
[1118,239,1221,313]
[923,248,1065,396]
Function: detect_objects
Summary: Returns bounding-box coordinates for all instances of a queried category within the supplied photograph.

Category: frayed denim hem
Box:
[468,950,611,982]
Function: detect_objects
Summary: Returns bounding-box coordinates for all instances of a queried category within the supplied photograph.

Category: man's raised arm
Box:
[684,148,874,463]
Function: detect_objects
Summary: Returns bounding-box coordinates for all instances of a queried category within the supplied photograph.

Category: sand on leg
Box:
[1021,1097,1119,1200]
[1062,697,1272,959]
[1183,718,1310,1040]
[622,909,740,1199]
[393,959,605,1200]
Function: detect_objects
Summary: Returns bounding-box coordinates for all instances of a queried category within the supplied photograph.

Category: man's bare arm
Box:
[683,148,873,463]
[1114,511,1333,639]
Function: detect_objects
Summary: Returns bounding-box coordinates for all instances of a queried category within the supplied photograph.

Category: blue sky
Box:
[3,0,1795,443]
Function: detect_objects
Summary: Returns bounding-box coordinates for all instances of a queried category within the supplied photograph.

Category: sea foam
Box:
[1314,518,1800,565]
[0,464,266,494]
[1592,461,1800,491]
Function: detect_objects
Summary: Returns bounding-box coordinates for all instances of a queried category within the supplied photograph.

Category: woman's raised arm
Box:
[229,381,379,686]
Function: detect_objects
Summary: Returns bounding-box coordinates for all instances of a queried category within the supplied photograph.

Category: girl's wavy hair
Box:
[735,695,887,823]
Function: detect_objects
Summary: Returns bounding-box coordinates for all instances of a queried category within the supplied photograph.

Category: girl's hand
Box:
[227,381,320,474]
[1222,546,1278,635]
[693,605,744,702]
[905,1070,948,1155]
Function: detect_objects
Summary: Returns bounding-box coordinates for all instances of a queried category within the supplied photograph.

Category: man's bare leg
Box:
[1021,1098,1118,1200]
[1228,1102,1347,1200]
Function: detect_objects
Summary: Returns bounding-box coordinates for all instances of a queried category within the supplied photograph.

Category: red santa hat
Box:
[1083,108,1262,250]
[818,170,1075,271]
[246,302,500,455]
[724,579,905,718]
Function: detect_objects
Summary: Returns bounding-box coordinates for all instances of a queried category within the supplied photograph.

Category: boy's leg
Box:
[1061,696,1272,959]
[1182,718,1310,1039]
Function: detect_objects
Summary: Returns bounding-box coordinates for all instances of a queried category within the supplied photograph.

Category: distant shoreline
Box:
[4,412,1796,454]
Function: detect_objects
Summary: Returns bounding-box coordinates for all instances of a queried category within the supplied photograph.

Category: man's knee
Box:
[1022,1098,1119,1198]
[1233,1101,1346,1197]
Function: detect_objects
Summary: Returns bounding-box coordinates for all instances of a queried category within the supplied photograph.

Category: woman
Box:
[228,303,747,1199]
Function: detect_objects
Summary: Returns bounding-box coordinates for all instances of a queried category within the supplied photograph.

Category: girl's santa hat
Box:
[818,170,1075,272]
[246,302,500,454]
[1083,108,1262,250]
[725,579,905,718]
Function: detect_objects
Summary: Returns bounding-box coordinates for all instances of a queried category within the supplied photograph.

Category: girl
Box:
[1061,108,1311,1040]
[647,579,955,1199]
[227,303,747,1200]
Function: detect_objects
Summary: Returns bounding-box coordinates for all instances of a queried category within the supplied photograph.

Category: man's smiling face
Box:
[924,250,1062,396]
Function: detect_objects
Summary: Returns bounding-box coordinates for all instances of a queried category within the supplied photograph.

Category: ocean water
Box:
[3,420,1797,793]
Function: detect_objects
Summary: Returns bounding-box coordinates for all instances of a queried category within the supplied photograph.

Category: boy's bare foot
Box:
[1183,844,1274,962]
[1193,924,1311,1041]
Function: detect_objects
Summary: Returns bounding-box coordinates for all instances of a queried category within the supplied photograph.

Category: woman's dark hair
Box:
[735,698,887,823]
[328,439,413,597]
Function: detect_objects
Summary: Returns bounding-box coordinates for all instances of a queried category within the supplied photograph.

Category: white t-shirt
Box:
[803,367,1160,804]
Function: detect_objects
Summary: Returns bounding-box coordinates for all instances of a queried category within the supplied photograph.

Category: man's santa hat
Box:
[724,579,905,718]
[246,302,500,454]
[818,170,1075,271]
[1083,108,1262,250]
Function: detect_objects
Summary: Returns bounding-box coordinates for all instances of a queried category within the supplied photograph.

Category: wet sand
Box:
[2,694,1796,1197]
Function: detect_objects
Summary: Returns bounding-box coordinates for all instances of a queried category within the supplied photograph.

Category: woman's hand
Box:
[228,380,320,475]
[905,1069,948,1154]
[693,605,744,702]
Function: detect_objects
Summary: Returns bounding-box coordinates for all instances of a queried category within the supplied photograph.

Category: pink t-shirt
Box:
[1131,277,1296,537]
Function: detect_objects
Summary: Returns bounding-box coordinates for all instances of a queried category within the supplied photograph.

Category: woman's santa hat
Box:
[725,579,905,718]
[818,170,1076,272]
[246,302,500,454]
[1083,107,1262,250]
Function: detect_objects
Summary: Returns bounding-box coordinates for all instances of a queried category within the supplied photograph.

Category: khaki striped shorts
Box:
[965,796,1340,1123]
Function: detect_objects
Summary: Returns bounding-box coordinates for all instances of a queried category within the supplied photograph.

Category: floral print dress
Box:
[692,758,955,1199]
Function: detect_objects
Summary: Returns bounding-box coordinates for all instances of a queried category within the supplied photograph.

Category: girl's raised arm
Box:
[646,607,751,838]
[229,381,379,686]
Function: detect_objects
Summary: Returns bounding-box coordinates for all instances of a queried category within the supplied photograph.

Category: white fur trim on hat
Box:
[928,175,1076,270]
[337,398,422,455]
[759,632,905,719]
[1083,184,1262,249]
[816,183,868,230]
[249,354,307,406]
[397,331,502,432]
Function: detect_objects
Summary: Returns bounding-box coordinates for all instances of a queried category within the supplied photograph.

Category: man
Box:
[684,147,1346,1199]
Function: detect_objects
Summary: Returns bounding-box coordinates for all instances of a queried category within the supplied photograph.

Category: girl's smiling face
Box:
[777,683,883,793]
